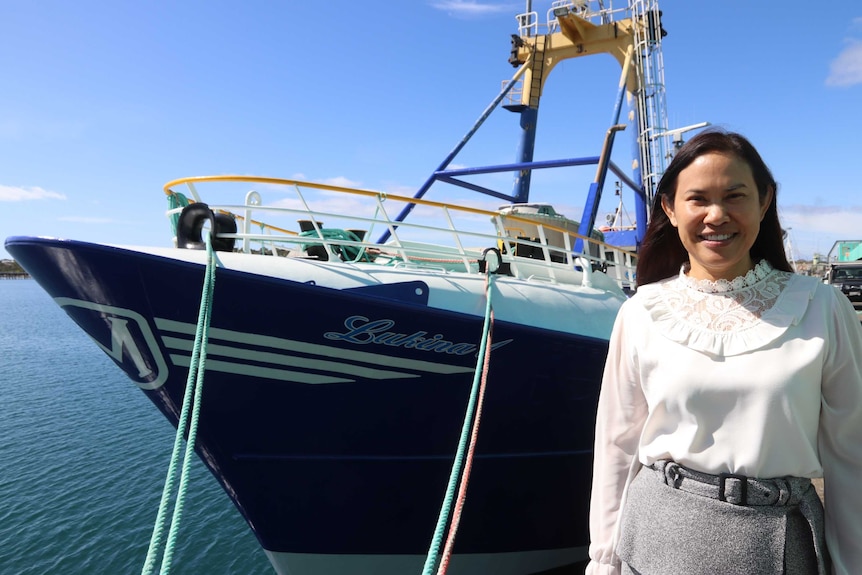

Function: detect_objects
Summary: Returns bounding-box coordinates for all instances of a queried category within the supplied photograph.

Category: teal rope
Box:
[167,192,190,236]
[298,228,366,261]
[421,274,495,575]
[141,234,217,575]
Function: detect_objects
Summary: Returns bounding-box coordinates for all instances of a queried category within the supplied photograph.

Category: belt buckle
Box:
[774,478,791,505]
[663,461,683,488]
[718,472,748,505]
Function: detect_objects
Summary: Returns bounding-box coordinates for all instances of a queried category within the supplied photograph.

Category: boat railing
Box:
[164,175,637,291]
[517,1,630,37]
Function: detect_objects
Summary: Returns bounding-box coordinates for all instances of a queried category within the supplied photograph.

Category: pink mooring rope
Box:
[436,274,495,575]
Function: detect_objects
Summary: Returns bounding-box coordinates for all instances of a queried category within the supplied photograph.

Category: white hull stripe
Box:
[169,354,353,384]
[263,546,588,575]
[155,318,475,376]
[162,337,417,380]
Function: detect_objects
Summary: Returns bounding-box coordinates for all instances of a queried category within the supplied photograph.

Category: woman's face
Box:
[661,152,772,281]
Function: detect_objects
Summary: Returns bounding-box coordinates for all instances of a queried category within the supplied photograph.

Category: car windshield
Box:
[835,268,862,279]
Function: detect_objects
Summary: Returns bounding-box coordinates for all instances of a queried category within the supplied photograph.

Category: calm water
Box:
[0,280,274,574]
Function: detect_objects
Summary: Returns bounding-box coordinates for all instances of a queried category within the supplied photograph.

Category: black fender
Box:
[176,203,237,252]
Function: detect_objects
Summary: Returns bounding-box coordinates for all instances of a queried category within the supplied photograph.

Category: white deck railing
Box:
[164,175,637,291]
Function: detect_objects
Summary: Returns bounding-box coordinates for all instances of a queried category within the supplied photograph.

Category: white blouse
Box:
[587,261,862,575]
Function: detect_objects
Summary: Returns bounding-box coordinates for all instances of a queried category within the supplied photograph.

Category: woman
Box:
[586,129,862,574]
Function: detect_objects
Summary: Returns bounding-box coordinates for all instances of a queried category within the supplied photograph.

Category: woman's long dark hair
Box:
[636,129,792,285]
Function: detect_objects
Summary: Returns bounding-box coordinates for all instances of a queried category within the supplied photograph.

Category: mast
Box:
[507,1,671,243]
[385,1,678,248]
[628,0,671,209]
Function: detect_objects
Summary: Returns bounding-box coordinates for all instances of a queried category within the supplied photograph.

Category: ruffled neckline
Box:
[679,259,774,293]
[632,264,820,356]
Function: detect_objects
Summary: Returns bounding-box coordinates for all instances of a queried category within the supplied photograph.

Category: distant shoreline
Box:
[0,259,28,278]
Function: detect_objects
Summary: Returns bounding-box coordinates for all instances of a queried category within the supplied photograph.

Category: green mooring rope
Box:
[167,192,190,236]
[141,234,217,575]
[421,273,495,575]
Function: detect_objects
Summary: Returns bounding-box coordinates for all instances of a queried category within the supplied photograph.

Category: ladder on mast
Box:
[628,0,671,208]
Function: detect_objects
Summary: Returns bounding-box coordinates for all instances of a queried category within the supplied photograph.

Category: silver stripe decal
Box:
[155,318,474,375]
[162,337,417,380]
[169,355,353,385]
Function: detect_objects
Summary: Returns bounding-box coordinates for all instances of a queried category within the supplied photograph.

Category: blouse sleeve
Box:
[587,302,649,575]
[818,289,862,575]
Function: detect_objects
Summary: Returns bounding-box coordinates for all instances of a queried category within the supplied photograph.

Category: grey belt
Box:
[647,460,812,507]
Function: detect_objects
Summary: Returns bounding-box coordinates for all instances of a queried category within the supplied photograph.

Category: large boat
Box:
[6,1,677,573]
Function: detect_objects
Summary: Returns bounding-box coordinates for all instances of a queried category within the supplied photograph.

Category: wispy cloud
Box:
[430,0,514,18]
[381,184,419,196]
[0,184,66,202]
[781,204,862,218]
[780,204,862,257]
[826,23,862,87]
[258,174,365,190]
[319,176,364,189]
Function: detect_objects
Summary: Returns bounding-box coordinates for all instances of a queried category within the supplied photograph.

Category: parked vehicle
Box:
[824,241,862,320]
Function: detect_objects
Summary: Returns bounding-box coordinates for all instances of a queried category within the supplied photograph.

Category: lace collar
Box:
[631,263,820,356]
[678,259,773,293]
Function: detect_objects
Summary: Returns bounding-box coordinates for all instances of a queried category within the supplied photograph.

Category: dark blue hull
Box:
[7,236,606,564]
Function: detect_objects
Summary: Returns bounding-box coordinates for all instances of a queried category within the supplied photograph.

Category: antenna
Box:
[661,121,711,154]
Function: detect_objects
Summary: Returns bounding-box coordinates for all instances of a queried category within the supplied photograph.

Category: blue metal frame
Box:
[377,53,648,256]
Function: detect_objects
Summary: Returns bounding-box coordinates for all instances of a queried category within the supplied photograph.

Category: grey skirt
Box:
[617,461,828,575]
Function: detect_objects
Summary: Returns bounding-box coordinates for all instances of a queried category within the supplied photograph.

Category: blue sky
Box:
[2,0,860,262]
